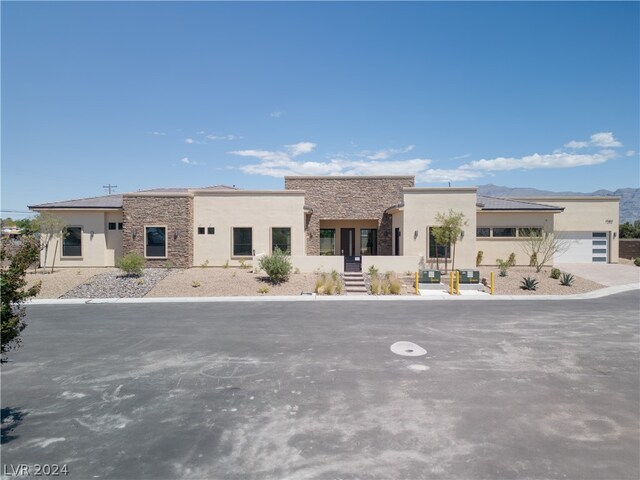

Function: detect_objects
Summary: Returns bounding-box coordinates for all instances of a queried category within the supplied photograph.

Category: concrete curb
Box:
[26,283,639,305]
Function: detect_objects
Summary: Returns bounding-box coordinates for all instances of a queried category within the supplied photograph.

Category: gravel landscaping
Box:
[475,266,604,295]
[26,268,117,299]
[60,268,172,298]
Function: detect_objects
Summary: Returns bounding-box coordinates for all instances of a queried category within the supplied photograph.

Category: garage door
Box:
[554,232,608,263]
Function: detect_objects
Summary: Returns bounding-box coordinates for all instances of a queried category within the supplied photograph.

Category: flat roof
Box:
[477,196,564,212]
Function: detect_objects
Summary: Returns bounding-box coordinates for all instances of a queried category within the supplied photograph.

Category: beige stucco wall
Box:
[35,210,122,267]
[401,188,478,269]
[476,211,555,266]
[520,197,620,261]
[193,191,306,267]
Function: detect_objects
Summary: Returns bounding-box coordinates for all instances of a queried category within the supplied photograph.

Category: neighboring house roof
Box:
[28,185,239,210]
[476,195,564,211]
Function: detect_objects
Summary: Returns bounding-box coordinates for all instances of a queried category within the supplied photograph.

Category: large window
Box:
[272,227,291,254]
[518,227,542,237]
[320,229,336,255]
[233,227,252,256]
[428,227,450,259]
[476,227,490,237]
[492,227,516,237]
[360,228,377,255]
[62,227,82,257]
[145,226,166,257]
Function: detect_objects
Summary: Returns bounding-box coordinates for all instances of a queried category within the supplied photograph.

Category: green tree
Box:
[432,210,468,273]
[520,231,570,273]
[1,235,41,362]
[33,212,68,271]
[15,218,38,235]
[619,221,640,239]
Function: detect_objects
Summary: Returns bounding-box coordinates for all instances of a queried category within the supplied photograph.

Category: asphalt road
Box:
[2,292,639,480]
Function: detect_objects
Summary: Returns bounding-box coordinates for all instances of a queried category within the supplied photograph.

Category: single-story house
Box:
[28,176,619,272]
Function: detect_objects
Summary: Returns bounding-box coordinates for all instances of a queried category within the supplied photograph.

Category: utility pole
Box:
[103,184,118,194]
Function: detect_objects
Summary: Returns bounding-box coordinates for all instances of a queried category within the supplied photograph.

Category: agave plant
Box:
[559,272,575,287]
[520,276,539,291]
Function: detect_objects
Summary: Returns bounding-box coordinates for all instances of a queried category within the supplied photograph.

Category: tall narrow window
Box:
[360,229,377,255]
[233,228,252,256]
[428,227,450,259]
[320,229,336,256]
[272,227,291,254]
[145,226,166,257]
[62,227,82,257]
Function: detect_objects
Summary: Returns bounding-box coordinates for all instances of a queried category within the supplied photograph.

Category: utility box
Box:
[419,269,441,283]
[456,269,480,284]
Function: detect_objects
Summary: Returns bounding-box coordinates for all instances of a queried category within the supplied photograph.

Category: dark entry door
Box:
[340,228,355,256]
[395,228,400,256]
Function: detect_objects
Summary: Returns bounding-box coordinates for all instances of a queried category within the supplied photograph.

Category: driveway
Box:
[2,294,639,479]
[555,262,640,286]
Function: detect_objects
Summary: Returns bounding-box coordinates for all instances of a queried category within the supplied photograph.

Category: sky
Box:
[2,1,639,218]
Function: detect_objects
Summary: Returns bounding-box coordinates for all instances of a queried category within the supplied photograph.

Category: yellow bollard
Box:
[456,271,460,295]
[415,271,419,295]
[490,271,494,295]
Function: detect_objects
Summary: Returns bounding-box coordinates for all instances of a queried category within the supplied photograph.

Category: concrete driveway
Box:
[555,262,640,287]
[2,293,639,480]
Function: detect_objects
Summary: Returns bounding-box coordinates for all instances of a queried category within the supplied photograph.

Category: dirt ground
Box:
[26,267,117,299]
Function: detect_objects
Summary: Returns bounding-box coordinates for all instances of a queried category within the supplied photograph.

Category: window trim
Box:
[61,226,83,258]
[144,225,168,259]
[232,227,253,258]
[271,227,292,254]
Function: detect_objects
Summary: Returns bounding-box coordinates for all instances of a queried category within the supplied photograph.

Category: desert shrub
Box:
[223,260,230,269]
[367,265,379,276]
[294,267,301,274]
[634,257,640,267]
[507,252,516,267]
[529,253,537,267]
[369,271,402,295]
[315,272,341,295]
[163,260,174,269]
[550,268,561,279]
[520,276,539,291]
[496,258,510,277]
[191,280,201,288]
[476,250,483,267]
[117,252,146,277]
[239,258,250,269]
[258,248,292,284]
[200,259,209,268]
[257,285,270,294]
[559,272,575,287]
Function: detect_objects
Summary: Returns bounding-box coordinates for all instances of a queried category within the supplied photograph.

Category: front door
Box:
[340,228,355,256]
[395,228,400,256]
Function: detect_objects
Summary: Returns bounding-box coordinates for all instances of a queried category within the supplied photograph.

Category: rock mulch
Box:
[60,268,173,298]
[474,266,604,295]
[27,268,117,299]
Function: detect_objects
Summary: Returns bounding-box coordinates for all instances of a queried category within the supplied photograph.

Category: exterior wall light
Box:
[414,230,418,239]
[173,230,179,240]
[131,227,137,239]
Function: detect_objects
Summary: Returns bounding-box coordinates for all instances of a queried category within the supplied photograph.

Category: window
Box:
[233,228,252,256]
[476,227,490,237]
[592,248,607,254]
[108,222,116,230]
[593,257,606,262]
[197,227,205,235]
[62,227,82,257]
[428,227,450,259]
[360,229,377,255]
[518,227,542,237]
[145,227,166,257]
[493,227,516,237]
[592,232,607,238]
[592,240,606,246]
[272,227,291,254]
[117,222,123,230]
[207,227,215,235]
[320,229,336,256]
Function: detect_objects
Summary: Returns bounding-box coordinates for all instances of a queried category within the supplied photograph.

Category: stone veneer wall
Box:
[284,176,414,255]
[122,195,193,268]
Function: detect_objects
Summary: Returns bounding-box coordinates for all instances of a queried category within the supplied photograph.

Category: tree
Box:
[619,221,640,239]
[33,212,67,271]
[432,210,468,273]
[15,218,38,235]
[1,235,41,362]
[520,230,570,273]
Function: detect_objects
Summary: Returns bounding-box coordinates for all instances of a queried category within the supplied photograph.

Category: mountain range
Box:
[476,184,640,224]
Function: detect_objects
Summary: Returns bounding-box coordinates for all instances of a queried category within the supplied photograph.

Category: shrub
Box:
[550,268,561,279]
[369,271,402,295]
[476,250,483,267]
[117,253,146,277]
[257,285,270,294]
[635,257,640,267]
[239,258,250,269]
[223,260,230,269]
[367,265,379,276]
[520,276,538,291]
[200,259,209,268]
[496,259,510,277]
[294,267,301,274]
[507,253,516,267]
[529,253,537,267]
[191,280,201,288]
[315,272,342,295]
[559,272,575,287]
[163,260,174,269]
[258,248,292,284]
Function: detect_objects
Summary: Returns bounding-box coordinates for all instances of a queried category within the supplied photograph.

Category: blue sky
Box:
[2,1,639,217]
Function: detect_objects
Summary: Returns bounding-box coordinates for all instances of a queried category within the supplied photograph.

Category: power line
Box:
[103,184,118,194]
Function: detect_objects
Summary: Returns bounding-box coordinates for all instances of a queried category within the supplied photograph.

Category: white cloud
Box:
[365,145,415,160]
[451,153,471,161]
[206,134,244,141]
[151,131,166,136]
[286,142,317,157]
[270,111,283,118]
[180,157,200,165]
[464,150,616,172]
[626,150,636,157]
[565,132,622,149]
[417,169,484,183]
[185,138,195,144]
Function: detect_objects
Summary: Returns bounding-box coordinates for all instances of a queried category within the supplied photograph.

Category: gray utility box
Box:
[419,269,441,283]
[456,269,480,284]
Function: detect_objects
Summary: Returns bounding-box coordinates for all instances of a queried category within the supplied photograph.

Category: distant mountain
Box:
[476,184,640,224]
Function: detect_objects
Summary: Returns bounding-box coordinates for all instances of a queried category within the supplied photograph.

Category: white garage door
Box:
[554,231,608,263]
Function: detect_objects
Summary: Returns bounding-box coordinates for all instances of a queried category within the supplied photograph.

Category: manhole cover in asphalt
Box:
[390,341,426,357]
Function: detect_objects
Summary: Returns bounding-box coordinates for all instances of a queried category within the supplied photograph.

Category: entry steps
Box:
[343,272,368,295]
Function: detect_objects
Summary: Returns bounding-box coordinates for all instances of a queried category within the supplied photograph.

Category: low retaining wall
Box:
[362,256,424,273]
[619,239,640,259]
